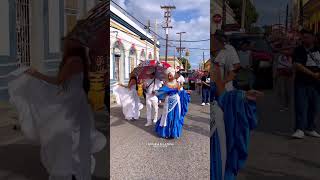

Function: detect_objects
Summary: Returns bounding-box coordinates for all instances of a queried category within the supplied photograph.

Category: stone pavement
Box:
[110,93,210,180]
[0,102,108,180]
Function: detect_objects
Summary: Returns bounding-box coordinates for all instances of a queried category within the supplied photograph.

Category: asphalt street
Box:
[238,90,320,180]
[110,93,210,180]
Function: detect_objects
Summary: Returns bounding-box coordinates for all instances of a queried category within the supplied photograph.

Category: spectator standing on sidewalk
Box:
[201,71,210,106]
[237,40,255,90]
[176,70,185,90]
[275,46,294,111]
[213,30,241,91]
[292,29,320,139]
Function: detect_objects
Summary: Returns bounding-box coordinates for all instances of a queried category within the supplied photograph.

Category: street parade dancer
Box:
[155,67,191,139]
[144,72,163,126]
[210,60,263,180]
[113,76,143,121]
[7,39,106,180]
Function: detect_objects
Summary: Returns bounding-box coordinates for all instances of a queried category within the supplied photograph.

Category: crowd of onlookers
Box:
[271,30,320,138]
[211,29,320,139]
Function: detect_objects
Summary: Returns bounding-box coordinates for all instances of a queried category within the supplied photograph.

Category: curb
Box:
[0,102,18,128]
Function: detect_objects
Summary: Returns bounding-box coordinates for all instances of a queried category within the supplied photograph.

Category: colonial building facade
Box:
[110,3,160,91]
[0,0,102,101]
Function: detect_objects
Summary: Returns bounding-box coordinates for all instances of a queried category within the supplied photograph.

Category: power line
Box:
[161,45,209,50]
[176,32,186,60]
[111,0,210,43]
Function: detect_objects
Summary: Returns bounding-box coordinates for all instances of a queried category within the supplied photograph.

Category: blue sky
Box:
[112,0,210,69]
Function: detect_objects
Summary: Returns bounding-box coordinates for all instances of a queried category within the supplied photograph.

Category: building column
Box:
[79,0,87,19]
[30,0,45,72]
[0,0,17,101]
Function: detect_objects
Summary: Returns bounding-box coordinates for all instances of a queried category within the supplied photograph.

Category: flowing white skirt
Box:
[112,85,143,120]
[8,73,106,180]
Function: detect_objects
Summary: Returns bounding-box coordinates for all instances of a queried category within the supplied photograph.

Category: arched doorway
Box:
[148,52,152,60]
[113,40,125,83]
[129,45,137,73]
[140,49,146,63]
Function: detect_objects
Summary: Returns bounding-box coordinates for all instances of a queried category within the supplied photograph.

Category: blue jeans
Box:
[202,88,210,103]
[294,83,320,131]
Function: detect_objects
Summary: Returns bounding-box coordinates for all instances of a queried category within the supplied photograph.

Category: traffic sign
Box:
[213,14,222,24]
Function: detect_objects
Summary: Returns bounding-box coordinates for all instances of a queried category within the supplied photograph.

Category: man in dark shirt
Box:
[201,71,210,106]
[292,29,320,139]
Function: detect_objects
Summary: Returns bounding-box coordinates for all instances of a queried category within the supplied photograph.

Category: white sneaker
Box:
[305,131,320,138]
[206,103,210,105]
[201,103,205,106]
[153,119,158,124]
[292,129,305,139]
[145,121,152,126]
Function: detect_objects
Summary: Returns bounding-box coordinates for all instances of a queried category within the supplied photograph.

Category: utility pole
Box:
[174,46,176,69]
[176,32,186,61]
[144,20,151,59]
[241,0,247,32]
[203,51,205,70]
[278,9,281,33]
[299,0,304,28]
[222,0,227,31]
[285,3,288,33]
[154,19,158,61]
[161,5,176,62]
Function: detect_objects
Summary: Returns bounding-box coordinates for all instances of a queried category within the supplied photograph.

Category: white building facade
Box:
[0,0,103,101]
[110,3,160,91]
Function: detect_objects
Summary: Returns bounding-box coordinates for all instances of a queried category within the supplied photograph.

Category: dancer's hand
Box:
[186,90,192,94]
[245,90,264,101]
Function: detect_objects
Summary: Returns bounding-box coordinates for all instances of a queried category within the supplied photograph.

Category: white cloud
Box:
[111,0,210,69]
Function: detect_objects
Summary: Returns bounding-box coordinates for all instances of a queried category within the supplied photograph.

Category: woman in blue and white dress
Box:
[210,61,263,180]
[155,67,191,139]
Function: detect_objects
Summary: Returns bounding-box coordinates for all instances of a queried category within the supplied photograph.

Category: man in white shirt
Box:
[214,30,241,91]
[144,72,162,126]
[176,71,185,90]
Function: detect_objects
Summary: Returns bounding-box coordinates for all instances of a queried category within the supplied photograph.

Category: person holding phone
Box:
[201,71,210,106]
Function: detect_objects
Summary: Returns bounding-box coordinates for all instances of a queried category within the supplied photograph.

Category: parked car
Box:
[227,33,274,89]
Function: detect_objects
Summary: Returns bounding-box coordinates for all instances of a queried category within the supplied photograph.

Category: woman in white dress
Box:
[113,76,143,121]
[8,39,106,180]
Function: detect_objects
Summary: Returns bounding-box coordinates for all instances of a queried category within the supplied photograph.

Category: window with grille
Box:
[16,0,31,67]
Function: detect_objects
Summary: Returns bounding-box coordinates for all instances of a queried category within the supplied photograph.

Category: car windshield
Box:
[248,37,272,52]
[229,35,272,53]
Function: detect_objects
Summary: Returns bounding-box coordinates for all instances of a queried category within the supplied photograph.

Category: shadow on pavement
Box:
[0,144,48,180]
[110,106,210,138]
[270,152,320,169]
[110,107,159,138]
[241,166,315,180]
[253,90,320,136]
